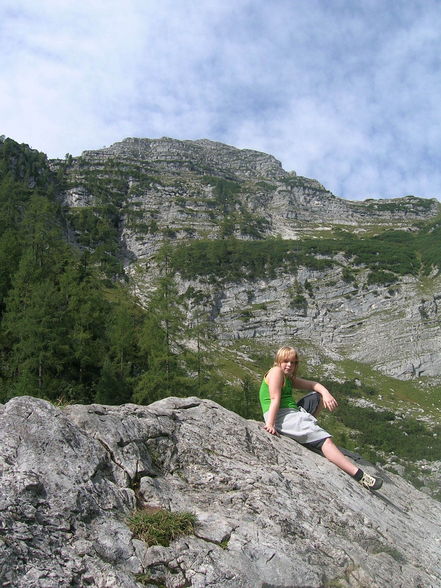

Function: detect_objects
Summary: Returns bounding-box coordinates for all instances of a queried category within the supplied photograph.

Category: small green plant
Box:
[289,293,307,311]
[341,267,356,283]
[372,542,406,563]
[127,508,197,547]
[134,573,152,585]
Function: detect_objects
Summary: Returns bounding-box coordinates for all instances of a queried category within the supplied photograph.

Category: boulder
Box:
[1,395,440,587]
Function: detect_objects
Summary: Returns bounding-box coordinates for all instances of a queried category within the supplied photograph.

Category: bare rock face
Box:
[1,395,440,587]
[201,269,441,384]
[82,137,288,181]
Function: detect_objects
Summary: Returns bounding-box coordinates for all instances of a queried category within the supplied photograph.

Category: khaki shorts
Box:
[264,392,331,449]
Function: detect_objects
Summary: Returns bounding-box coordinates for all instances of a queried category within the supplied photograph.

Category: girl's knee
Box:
[313,394,324,417]
[321,437,335,452]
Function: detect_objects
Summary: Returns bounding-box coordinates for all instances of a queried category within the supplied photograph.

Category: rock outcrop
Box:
[83,137,289,181]
[1,395,440,587]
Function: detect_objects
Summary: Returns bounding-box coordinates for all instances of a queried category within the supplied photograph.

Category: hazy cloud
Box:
[1,0,441,200]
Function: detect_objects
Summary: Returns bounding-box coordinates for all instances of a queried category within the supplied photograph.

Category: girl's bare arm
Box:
[293,377,338,412]
[264,367,284,434]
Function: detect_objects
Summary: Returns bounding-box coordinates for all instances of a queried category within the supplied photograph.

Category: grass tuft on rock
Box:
[128,507,197,547]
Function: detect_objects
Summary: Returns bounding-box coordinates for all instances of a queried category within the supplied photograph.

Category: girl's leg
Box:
[321,438,358,476]
[313,395,324,418]
[297,392,323,418]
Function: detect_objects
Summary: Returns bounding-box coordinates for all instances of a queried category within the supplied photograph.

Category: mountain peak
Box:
[81,136,288,181]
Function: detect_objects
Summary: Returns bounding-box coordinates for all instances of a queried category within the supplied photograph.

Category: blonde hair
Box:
[273,346,299,377]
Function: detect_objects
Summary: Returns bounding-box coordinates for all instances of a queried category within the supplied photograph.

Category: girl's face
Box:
[279,355,297,375]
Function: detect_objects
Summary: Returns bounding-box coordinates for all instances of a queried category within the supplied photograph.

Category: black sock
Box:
[353,468,364,481]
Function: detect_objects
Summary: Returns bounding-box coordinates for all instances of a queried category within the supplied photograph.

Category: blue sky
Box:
[2,0,441,201]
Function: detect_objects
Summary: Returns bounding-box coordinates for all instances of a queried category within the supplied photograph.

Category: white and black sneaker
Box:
[359,472,383,491]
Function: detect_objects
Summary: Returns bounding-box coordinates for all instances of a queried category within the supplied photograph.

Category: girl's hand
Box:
[322,391,338,412]
[264,423,279,435]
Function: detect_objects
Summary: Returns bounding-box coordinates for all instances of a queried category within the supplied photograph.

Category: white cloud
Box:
[1,0,441,200]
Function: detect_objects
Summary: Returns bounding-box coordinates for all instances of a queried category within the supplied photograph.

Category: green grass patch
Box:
[329,357,441,419]
[127,508,197,547]
[317,379,441,462]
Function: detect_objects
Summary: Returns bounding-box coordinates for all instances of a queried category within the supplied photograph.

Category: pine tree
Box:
[133,244,194,404]
[58,252,110,402]
[183,295,216,394]
[3,267,69,398]
[1,196,72,399]
[95,290,147,405]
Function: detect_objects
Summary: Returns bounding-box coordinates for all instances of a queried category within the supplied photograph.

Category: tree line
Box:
[169,225,440,284]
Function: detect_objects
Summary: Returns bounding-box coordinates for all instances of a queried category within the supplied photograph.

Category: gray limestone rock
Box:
[1,395,440,587]
[82,137,288,182]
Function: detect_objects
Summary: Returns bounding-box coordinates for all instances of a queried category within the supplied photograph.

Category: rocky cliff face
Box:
[164,266,441,385]
[1,395,441,588]
[82,137,289,181]
[53,137,441,385]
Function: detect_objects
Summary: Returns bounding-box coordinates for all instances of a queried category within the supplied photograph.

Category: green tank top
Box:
[259,374,298,413]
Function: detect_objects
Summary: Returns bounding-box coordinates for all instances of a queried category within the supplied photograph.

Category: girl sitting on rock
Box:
[259,345,383,490]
